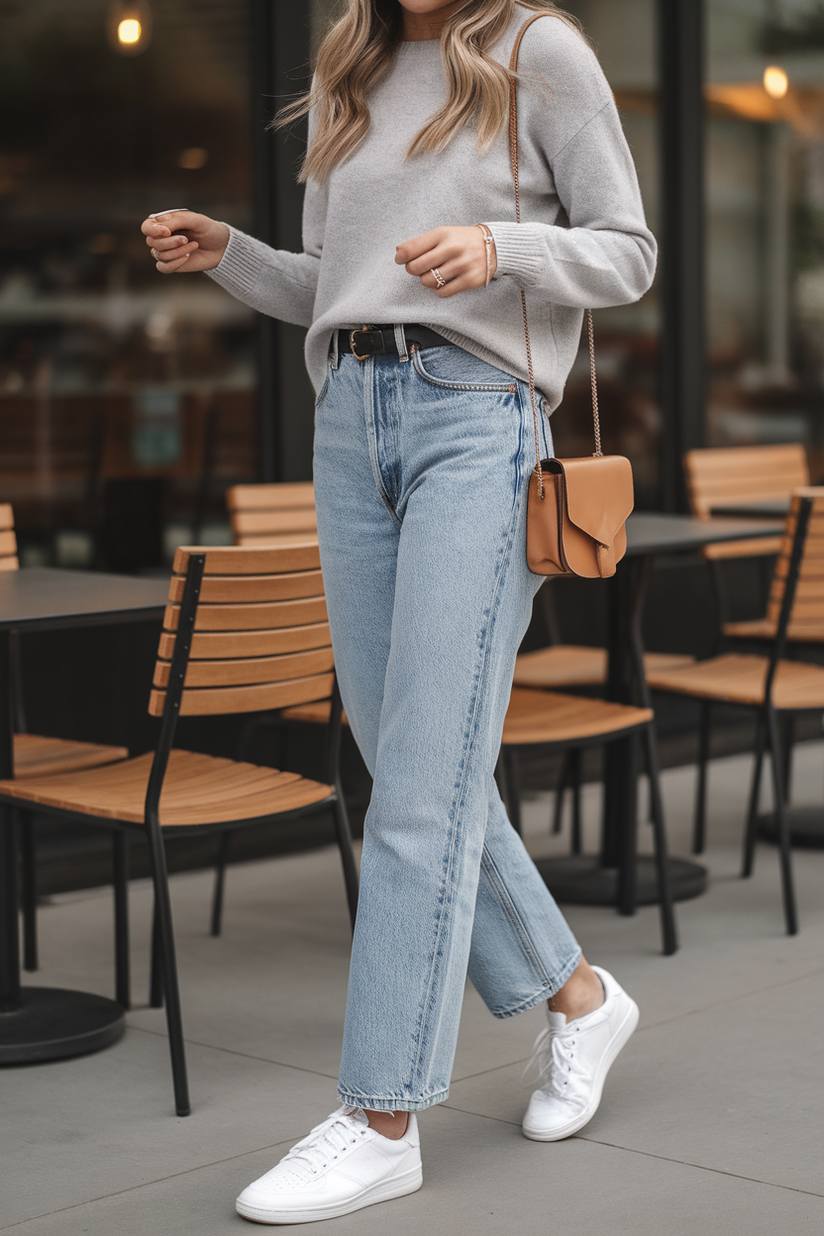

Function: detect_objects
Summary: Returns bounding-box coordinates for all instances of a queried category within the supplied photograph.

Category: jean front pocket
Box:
[412,345,516,393]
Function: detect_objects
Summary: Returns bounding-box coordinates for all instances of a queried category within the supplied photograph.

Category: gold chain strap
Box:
[507,17,602,501]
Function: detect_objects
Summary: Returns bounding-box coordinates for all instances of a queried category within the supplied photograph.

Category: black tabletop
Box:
[624,512,784,557]
[0,568,169,632]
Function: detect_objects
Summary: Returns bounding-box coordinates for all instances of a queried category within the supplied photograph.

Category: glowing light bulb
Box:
[764,66,789,99]
[117,17,141,44]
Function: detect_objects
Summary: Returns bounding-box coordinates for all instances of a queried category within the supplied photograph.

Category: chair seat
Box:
[0,748,333,828]
[502,688,653,745]
[647,652,824,710]
[13,734,128,778]
[513,645,693,688]
[724,617,824,644]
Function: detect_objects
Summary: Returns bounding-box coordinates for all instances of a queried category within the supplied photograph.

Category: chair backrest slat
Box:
[0,504,19,570]
[156,621,331,661]
[167,569,324,605]
[227,482,317,546]
[163,596,328,632]
[765,489,824,627]
[684,444,809,519]
[149,542,333,718]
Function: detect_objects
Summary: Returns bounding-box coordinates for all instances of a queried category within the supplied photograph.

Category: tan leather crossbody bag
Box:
[509,14,634,578]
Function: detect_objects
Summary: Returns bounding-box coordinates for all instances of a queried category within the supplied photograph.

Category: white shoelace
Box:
[525,1024,580,1099]
[282,1108,370,1180]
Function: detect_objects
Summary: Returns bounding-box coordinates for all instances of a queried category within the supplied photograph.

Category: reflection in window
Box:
[0,0,259,571]
[707,0,824,479]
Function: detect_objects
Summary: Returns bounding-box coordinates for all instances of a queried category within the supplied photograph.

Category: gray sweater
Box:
[208,8,656,410]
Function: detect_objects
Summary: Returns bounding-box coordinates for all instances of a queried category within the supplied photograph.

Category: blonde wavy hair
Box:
[277,1,586,183]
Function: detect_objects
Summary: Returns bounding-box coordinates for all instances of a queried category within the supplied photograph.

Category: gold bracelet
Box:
[476,223,495,288]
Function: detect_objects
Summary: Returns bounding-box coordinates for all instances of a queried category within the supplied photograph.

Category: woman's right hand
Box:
[140,210,230,274]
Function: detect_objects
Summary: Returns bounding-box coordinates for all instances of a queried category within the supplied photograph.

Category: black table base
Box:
[757,807,824,850]
[0,988,125,1064]
[535,856,708,907]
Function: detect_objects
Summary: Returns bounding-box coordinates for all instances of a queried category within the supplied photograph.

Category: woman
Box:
[142,0,655,1223]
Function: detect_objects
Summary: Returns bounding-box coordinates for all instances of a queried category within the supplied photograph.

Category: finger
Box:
[419,258,463,290]
[149,234,191,253]
[434,272,475,298]
[394,228,446,267]
[142,219,172,238]
[149,209,198,228]
[406,243,464,278]
[156,253,192,274]
[152,240,199,262]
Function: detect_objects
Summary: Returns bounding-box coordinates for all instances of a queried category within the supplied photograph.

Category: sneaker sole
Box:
[235,1162,424,1224]
[522,995,640,1142]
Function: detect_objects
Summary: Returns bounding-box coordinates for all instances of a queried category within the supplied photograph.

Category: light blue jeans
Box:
[313,332,581,1113]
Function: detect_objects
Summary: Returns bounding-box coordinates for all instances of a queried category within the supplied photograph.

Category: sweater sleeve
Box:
[485,23,656,309]
[206,174,327,328]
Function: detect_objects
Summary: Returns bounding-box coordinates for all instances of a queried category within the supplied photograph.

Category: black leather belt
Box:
[338,324,451,360]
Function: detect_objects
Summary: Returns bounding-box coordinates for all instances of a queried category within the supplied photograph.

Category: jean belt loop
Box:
[394,324,409,363]
[330,329,340,370]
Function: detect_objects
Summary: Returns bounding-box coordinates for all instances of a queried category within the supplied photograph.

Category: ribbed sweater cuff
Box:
[485,223,542,287]
[206,227,261,299]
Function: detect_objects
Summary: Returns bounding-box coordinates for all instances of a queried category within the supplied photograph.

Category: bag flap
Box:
[549,456,634,545]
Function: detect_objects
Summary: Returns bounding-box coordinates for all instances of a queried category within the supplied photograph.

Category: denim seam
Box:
[363,356,402,528]
[478,842,574,998]
[489,948,582,1020]
[407,386,524,1097]
[411,349,512,392]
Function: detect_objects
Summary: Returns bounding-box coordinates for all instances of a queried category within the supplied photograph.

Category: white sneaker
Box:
[522,965,639,1142]
[236,1106,423,1224]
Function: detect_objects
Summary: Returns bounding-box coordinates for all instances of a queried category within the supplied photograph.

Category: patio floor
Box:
[3,742,824,1235]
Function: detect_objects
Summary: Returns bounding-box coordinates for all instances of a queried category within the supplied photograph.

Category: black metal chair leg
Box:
[616,734,640,917]
[782,714,795,805]
[505,747,523,837]
[145,817,190,1116]
[113,831,130,1009]
[149,892,164,1009]
[19,811,38,972]
[210,831,231,937]
[693,701,712,854]
[766,707,798,936]
[332,787,359,933]
[643,724,677,955]
[742,711,768,878]
[569,749,583,855]
[552,751,571,835]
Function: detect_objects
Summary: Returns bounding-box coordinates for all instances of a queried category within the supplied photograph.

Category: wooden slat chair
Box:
[646,490,824,936]
[513,583,693,838]
[498,687,677,955]
[684,443,809,562]
[227,482,318,547]
[0,542,359,1117]
[1,503,129,973]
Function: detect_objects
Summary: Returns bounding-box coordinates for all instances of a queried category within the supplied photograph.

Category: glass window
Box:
[0,0,259,571]
[707,0,824,475]
[555,0,661,508]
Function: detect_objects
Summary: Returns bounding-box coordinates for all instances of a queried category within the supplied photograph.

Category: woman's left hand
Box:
[395,226,497,297]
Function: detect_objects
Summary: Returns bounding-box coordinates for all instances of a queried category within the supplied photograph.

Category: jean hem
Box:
[337,1088,449,1113]
[488,947,582,1020]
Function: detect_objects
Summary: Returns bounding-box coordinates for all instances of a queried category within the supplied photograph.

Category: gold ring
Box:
[431,267,446,288]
